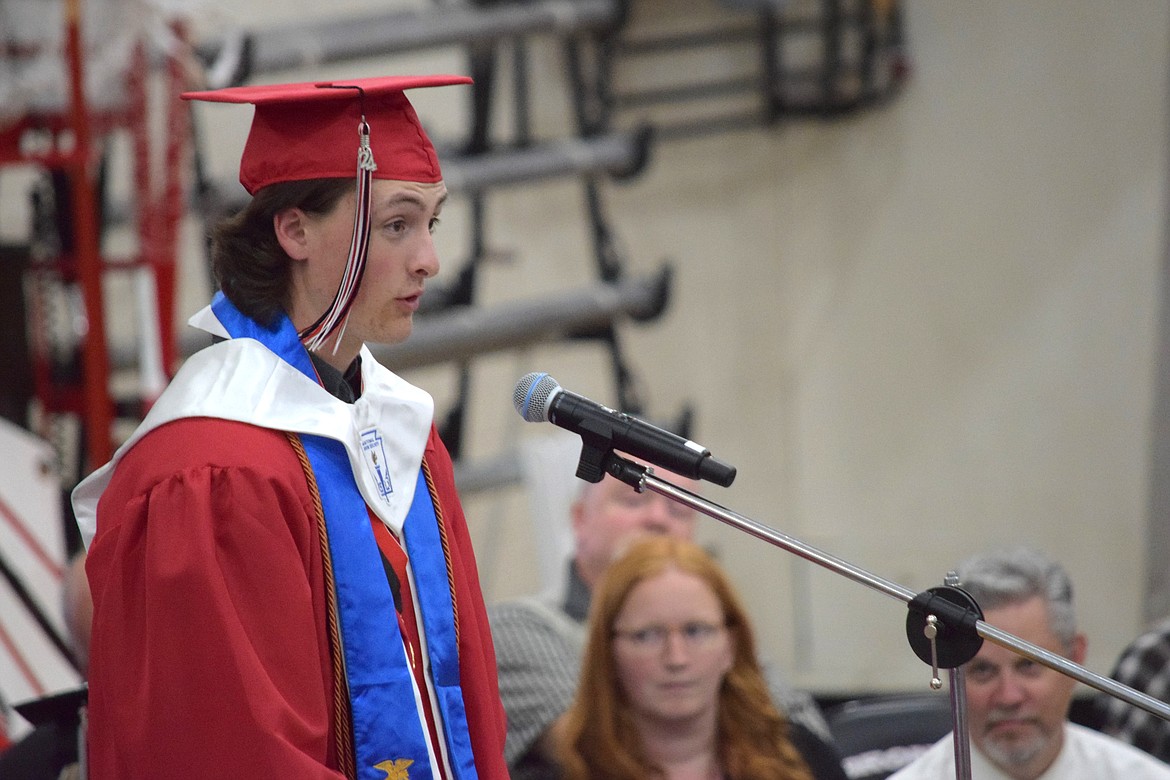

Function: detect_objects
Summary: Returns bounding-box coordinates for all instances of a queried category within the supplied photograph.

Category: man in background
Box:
[890,546,1170,780]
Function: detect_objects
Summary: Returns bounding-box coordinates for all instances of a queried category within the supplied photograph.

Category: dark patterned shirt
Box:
[1099,618,1170,763]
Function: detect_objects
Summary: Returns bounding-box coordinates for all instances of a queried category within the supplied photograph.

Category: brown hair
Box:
[559,536,814,780]
[210,178,352,326]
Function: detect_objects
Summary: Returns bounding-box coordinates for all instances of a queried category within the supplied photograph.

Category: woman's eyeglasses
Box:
[613,621,725,653]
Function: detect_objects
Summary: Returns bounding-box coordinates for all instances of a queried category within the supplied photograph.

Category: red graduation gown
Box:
[84,417,508,779]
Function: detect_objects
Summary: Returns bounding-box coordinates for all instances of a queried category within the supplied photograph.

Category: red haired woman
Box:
[560,535,837,780]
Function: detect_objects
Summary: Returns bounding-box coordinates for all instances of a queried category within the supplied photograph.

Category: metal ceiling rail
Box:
[369,267,670,371]
[198,0,623,79]
[440,125,652,194]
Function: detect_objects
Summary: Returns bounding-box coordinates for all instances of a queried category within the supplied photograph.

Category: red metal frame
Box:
[0,3,189,472]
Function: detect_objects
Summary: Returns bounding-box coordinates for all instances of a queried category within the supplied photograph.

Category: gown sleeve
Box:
[85,418,344,779]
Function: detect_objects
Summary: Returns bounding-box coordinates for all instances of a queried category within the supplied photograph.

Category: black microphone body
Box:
[513,372,736,487]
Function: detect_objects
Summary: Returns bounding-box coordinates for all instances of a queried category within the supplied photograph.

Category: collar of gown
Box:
[72,304,434,546]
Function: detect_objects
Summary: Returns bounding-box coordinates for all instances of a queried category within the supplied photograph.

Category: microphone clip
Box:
[575,437,612,484]
[575,434,651,488]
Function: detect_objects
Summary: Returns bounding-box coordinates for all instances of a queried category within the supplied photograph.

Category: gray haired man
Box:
[891,546,1170,780]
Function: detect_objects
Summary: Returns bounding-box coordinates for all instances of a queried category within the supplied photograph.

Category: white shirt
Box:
[888,722,1170,780]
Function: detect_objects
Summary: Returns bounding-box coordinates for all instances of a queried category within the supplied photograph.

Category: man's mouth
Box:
[985,716,1038,736]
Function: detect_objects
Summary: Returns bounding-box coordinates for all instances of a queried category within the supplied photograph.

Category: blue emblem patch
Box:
[360,428,393,501]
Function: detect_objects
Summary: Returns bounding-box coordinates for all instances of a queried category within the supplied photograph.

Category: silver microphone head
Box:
[513,372,561,423]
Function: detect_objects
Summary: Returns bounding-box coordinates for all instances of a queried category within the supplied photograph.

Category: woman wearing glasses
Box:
[559,535,846,780]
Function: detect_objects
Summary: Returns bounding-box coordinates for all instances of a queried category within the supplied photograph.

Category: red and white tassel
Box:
[300,118,378,354]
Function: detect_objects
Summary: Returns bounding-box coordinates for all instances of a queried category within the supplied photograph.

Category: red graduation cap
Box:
[182,74,472,194]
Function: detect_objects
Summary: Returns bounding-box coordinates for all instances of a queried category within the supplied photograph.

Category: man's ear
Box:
[273,208,310,261]
[569,494,589,538]
[1069,632,1088,665]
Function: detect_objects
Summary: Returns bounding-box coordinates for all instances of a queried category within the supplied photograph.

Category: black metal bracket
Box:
[905,585,984,670]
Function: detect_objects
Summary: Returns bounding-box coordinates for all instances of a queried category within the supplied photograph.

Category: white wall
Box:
[4,0,1167,695]
[428,0,1170,693]
[438,0,1170,693]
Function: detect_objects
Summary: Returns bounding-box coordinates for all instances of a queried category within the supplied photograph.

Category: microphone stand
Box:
[593,451,1170,780]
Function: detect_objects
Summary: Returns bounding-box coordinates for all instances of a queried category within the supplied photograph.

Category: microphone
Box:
[512,372,736,487]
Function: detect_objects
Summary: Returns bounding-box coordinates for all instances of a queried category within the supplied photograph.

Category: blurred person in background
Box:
[1096,615,1170,763]
[559,535,836,780]
[0,551,91,779]
[890,546,1170,780]
[489,464,842,779]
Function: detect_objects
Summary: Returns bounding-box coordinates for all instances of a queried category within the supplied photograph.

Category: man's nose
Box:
[639,498,683,535]
[413,233,440,278]
[991,672,1028,706]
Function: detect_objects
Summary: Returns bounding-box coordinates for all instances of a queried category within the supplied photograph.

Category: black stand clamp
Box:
[905,585,984,686]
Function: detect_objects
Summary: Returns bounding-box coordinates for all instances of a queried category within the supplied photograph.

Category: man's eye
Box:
[966,663,995,682]
[428,217,441,233]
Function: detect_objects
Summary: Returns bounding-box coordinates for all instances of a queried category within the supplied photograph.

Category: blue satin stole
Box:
[210,294,478,780]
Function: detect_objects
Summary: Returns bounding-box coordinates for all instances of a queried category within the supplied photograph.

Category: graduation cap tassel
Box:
[299,117,378,353]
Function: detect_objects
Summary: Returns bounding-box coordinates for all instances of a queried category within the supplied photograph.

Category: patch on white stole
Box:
[360,428,393,501]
